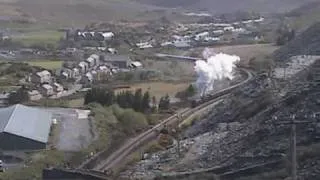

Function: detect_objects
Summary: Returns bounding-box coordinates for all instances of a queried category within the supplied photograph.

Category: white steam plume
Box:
[194,48,240,96]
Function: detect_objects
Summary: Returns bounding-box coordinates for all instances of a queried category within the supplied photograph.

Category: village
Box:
[0,10,284,180]
[0,15,267,105]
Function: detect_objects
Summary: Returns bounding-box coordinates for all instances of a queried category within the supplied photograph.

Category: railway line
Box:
[73,54,253,179]
[88,68,253,173]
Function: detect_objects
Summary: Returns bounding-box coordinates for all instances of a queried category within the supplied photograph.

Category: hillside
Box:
[273,22,320,61]
[135,0,316,14]
[0,0,165,27]
[285,1,320,31]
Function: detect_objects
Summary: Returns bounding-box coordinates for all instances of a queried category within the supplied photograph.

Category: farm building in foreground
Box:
[0,104,52,150]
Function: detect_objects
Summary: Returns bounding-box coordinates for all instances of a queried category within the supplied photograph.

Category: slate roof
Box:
[0,104,52,143]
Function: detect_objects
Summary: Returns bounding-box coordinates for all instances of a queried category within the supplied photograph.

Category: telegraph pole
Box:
[290,115,297,180]
[274,113,318,180]
[176,113,182,158]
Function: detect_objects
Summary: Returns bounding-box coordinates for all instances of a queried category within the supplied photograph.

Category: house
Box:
[130,61,143,69]
[204,37,220,42]
[107,48,117,54]
[86,56,95,68]
[102,32,114,40]
[103,55,131,69]
[53,83,63,92]
[0,104,52,150]
[213,30,224,35]
[28,90,42,101]
[40,84,54,96]
[97,47,107,51]
[72,68,80,78]
[81,72,93,84]
[60,68,73,79]
[161,41,173,47]
[98,65,111,74]
[31,70,51,84]
[173,41,191,48]
[136,42,153,49]
[224,26,235,32]
[0,92,9,107]
[78,61,89,73]
[195,32,209,41]
[90,54,100,65]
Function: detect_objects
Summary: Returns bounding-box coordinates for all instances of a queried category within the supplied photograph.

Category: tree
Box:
[84,87,115,106]
[158,94,170,111]
[8,86,29,104]
[142,91,150,112]
[133,89,143,112]
[118,109,148,135]
[186,84,196,97]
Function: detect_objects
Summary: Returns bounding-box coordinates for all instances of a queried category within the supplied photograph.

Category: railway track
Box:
[86,68,253,173]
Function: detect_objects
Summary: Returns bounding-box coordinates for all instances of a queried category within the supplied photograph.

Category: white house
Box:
[40,84,54,96]
[130,61,143,68]
[53,83,63,92]
[213,30,224,35]
[195,32,209,41]
[136,42,153,49]
[224,26,235,32]
[86,57,95,68]
[78,61,89,73]
[102,32,114,40]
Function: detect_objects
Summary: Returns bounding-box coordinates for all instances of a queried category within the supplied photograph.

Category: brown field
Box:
[115,81,191,100]
[192,44,279,66]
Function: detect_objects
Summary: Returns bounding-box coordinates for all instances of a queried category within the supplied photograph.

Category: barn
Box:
[0,104,52,150]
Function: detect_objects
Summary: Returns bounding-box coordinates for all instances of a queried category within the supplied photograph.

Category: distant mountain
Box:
[273,22,320,61]
[135,0,317,14]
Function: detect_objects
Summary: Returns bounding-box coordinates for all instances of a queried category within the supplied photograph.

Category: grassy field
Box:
[12,30,64,46]
[68,98,85,108]
[27,60,63,70]
[115,81,191,100]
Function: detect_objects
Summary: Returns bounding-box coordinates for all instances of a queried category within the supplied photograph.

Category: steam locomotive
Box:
[190,78,244,108]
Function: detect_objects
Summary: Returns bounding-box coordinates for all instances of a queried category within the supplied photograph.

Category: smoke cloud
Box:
[194,48,240,96]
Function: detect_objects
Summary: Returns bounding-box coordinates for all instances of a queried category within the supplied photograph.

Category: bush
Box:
[118,109,148,135]
[145,141,165,154]
[0,150,65,180]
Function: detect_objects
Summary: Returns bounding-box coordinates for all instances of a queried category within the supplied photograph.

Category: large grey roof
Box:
[0,104,52,143]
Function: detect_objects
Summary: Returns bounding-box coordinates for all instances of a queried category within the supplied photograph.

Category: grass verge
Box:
[27,60,63,70]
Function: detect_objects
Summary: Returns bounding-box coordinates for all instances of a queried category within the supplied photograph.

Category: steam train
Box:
[190,76,246,108]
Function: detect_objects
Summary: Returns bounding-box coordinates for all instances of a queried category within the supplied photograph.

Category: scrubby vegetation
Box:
[273,22,320,61]
[0,150,65,180]
[69,103,150,166]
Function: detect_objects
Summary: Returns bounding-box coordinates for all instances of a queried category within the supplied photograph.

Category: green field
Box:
[27,60,63,70]
[12,30,64,46]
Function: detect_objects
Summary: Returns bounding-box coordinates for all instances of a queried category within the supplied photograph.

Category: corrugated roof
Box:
[0,104,52,143]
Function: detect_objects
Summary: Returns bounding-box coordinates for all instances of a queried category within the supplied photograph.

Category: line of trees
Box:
[84,87,171,113]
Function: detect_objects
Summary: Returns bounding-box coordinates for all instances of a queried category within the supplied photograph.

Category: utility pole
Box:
[290,114,297,180]
[176,113,182,158]
[274,113,318,180]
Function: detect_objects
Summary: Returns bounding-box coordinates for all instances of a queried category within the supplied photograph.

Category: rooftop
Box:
[0,104,52,143]
[42,84,53,90]
[36,70,51,77]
